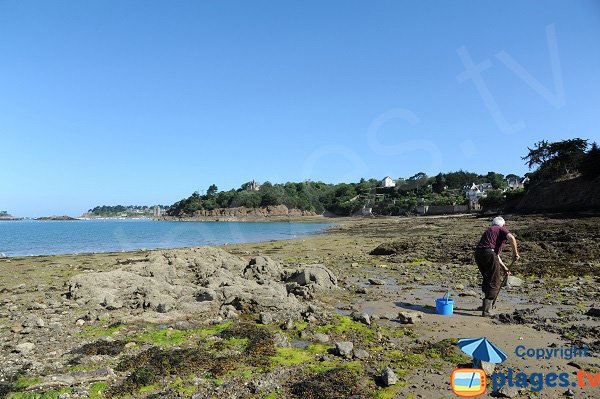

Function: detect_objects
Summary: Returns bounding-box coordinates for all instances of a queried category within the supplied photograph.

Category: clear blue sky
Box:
[1,1,599,217]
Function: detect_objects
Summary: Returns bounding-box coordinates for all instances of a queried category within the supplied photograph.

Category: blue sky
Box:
[1,1,599,216]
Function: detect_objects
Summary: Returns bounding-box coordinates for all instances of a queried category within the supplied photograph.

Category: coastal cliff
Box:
[516,176,600,213]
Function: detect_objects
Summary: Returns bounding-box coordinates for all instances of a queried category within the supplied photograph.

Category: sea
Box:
[0,219,330,257]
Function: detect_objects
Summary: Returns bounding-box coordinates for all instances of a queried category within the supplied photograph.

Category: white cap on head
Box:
[492,216,506,227]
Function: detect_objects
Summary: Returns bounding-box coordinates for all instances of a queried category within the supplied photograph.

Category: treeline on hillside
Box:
[167,170,516,217]
[480,138,599,210]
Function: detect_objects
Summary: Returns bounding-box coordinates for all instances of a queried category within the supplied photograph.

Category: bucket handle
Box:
[443,292,451,303]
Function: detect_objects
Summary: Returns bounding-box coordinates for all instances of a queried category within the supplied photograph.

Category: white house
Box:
[381,176,395,188]
[506,177,529,190]
[464,182,493,203]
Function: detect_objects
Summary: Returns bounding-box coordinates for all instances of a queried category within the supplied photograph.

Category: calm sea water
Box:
[0,219,330,257]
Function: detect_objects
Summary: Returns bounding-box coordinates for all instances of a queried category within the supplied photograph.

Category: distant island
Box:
[35,216,79,221]
[82,205,170,219]
[0,211,21,220]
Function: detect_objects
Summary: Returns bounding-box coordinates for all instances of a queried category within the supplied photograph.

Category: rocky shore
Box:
[162,205,319,222]
[1,214,599,398]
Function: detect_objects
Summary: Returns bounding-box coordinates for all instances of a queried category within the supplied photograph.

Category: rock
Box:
[381,366,398,386]
[22,317,45,328]
[459,290,478,297]
[281,319,294,330]
[497,386,519,398]
[455,284,465,290]
[14,342,35,354]
[564,389,575,397]
[352,312,371,326]
[100,293,123,310]
[506,276,524,287]
[585,308,600,318]
[474,359,496,376]
[11,323,24,333]
[353,349,369,360]
[75,319,85,326]
[397,311,424,324]
[335,341,354,359]
[243,256,283,282]
[351,263,359,267]
[368,278,386,286]
[355,287,368,294]
[285,264,338,290]
[379,312,399,320]
[259,312,273,324]
[273,333,290,347]
[313,333,330,343]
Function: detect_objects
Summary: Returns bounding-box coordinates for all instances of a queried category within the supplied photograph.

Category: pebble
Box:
[335,341,354,359]
[14,342,35,354]
[352,312,371,326]
[353,348,369,360]
[382,366,398,386]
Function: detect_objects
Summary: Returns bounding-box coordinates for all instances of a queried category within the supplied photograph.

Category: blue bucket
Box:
[436,293,454,315]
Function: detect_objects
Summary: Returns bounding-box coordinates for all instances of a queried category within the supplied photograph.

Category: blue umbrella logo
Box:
[458,337,507,363]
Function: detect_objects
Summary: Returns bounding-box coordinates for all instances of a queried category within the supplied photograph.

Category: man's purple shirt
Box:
[476,225,510,254]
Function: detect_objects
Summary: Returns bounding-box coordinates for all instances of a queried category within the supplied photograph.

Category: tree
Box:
[207,184,218,197]
[485,171,506,189]
[522,138,589,181]
[432,173,446,194]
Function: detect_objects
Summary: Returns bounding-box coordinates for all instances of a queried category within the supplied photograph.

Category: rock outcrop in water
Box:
[67,247,338,322]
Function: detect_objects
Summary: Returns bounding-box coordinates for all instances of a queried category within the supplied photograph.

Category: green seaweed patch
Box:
[132,321,233,347]
[271,347,313,366]
[262,391,280,399]
[14,377,42,390]
[371,384,402,399]
[134,328,188,346]
[314,315,375,339]
[293,320,309,331]
[89,382,108,399]
[169,377,198,397]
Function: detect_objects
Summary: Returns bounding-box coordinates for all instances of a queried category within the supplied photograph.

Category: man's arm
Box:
[507,233,520,263]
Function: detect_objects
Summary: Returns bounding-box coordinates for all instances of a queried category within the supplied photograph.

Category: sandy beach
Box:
[1,214,599,398]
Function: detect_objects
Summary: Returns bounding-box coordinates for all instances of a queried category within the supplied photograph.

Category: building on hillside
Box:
[380,176,395,188]
[247,180,261,191]
[506,177,529,190]
[464,182,493,203]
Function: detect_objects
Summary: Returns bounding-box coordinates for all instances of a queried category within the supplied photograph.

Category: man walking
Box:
[475,216,520,317]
